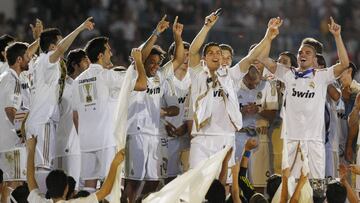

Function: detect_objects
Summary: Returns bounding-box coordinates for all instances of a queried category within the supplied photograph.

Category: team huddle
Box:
[1,8,360,203]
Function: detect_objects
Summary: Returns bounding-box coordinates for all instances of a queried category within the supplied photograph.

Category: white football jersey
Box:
[26,51,61,126]
[275,63,335,141]
[56,77,80,157]
[127,62,175,136]
[0,61,9,75]
[72,63,136,152]
[0,69,22,151]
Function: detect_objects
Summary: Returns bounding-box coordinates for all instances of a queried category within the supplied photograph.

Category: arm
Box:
[27,19,44,57]
[4,107,16,125]
[170,16,185,70]
[237,17,282,73]
[345,93,360,161]
[339,164,359,203]
[161,106,179,117]
[289,171,307,203]
[95,149,125,201]
[231,162,242,203]
[219,148,233,186]
[189,11,218,68]
[131,48,147,91]
[327,84,341,101]
[73,111,79,133]
[49,17,94,63]
[280,168,290,203]
[328,17,350,78]
[140,15,169,63]
[259,110,277,121]
[26,136,39,192]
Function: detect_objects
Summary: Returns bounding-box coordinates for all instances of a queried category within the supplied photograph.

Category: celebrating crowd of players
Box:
[1,8,360,203]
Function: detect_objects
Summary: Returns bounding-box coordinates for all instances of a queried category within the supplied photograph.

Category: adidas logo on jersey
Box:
[291,88,315,98]
[146,87,160,95]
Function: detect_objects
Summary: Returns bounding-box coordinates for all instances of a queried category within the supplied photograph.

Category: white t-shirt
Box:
[237,78,278,128]
[164,71,191,129]
[0,68,22,151]
[189,64,243,136]
[72,63,134,152]
[127,62,175,136]
[56,77,80,157]
[0,61,9,75]
[26,51,61,126]
[27,189,98,203]
[275,63,335,141]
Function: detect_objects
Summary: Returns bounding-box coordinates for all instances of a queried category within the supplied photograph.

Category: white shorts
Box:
[0,147,27,181]
[26,122,56,169]
[80,147,116,180]
[283,140,325,179]
[125,134,168,181]
[189,135,235,169]
[54,154,81,189]
[167,136,190,177]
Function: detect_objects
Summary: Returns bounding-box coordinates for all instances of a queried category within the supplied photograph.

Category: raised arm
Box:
[189,11,218,68]
[27,19,43,57]
[140,15,169,63]
[339,164,359,203]
[345,93,360,161]
[26,136,39,192]
[96,149,125,201]
[328,17,349,77]
[238,17,282,73]
[49,17,94,63]
[289,171,308,203]
[131,48,147,91]
[280,168,290,203]
[169,16,184,70]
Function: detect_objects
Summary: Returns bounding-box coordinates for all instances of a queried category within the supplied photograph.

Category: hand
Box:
[174,124,187,137]
[30,18,43,40]
[113,149,125,165]
[165,122,177,137]
[339,163,349,181]
[282,167,290,179]
[131,48,142,62]
[204,11,219,28]
[26,135,37,151]
[156,15,170,34]
[349,164,360,175]
[328,16,341,36]
[245,138,258,151]
[266,17,283,40]
[172,16,183,38]
[241,103,259,115]
[160,108,167,117]
[345,146,354,162]
[79,17,95,31]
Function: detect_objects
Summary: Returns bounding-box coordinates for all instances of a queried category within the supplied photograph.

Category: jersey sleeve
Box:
[101,68,127,88]
[4,78,21,110]
[159,61,174,80]
[320,66,336,85]
[261,80,279,110]
[162,80,178,107]
[274,63,289,82]
[229,63,246,82]
[71,80,79,112]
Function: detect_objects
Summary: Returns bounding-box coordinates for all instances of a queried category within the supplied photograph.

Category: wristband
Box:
[153,29,161,37]
[243,150,251,158]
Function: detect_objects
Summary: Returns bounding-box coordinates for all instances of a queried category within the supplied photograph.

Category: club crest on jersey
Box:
[309,81,315,89]
[291,88,315,98]
[257,92,262,100]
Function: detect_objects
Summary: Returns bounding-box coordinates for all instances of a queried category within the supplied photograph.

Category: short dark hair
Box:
[266,174,282,202]
[316,54,327,68]
[66,176,76,200]
[205,180,225,203]
[46,170,68,199]
[85,37,109,63]
[66,49,87,75]
[301,38,323,54]
[39,28,62,53]
[167,41,190,57]
[148,45,166,61]
[0,34,15,62]
[202,42,220,57]
[73,190,90,198]
[279,51,298,68]
[219,44,234,56]
[326,181,347,203]
[5,42,28,66]
[11,184,29,203]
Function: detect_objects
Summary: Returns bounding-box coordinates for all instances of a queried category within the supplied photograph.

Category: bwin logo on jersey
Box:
[178,97,186,104]
[291,88,315,98]
[146,87,160,95]
[213,90,229,98]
